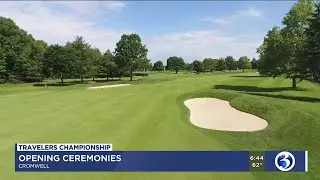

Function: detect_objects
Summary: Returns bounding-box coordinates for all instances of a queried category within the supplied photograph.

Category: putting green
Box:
[0,72,319,179]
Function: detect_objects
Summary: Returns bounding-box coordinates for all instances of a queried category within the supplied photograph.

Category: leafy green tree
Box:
[0,17,49,82]
[101,50,117,80]
[280,0,315,88]
[26,40,48,81]
[166,56,185,73]
[135,58,150,71]
[258,0,314,88]
[36,40,49,78]
[238,56,252,72]
[102,50,114,67]
[0,57,5,82]
[212,59,219,71]
[185,63,194,72]
[251,58,259,69]
[153,61,164,71]
[192,60,205,74]
[87,48,102,81]
[165,59,171,71]
[147,63,153,71]
[216,58,227,71]
[0,17,35,81]
[225,56,235,72]
[66,36,91,83]
[166,57,173,70]
[43,44,72,84]
[247,61,252,70]
[203,58,216,72]
[106,61,118,80]
[232,60,239,70]
[304,1,320,82]
[114,34,148,81]
[257,26,284,77]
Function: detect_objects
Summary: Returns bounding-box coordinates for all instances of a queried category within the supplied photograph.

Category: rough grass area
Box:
[0,72,319,180]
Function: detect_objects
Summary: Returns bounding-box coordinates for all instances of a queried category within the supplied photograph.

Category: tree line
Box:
[0,17,150,83]
[257,0,320,88]
[152,56,257,74]
[0,16,261,84]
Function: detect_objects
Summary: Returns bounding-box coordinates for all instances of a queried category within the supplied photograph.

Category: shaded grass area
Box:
[213,83,319,103]
[230,75,263,78]
[214,84,308,92]
[31,75,178,88]
[246,92,320,103]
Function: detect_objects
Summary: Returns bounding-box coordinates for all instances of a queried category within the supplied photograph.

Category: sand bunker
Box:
[88,84,131,89]
[184,98,268,132]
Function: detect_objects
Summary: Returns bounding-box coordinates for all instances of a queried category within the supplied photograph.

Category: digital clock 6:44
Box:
[250,155,264,161]
[249,151,265,172]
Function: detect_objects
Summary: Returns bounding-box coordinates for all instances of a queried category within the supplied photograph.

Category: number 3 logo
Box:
[275,151,295,171]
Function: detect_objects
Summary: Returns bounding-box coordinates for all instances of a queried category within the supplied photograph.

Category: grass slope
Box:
[0,72,319,180]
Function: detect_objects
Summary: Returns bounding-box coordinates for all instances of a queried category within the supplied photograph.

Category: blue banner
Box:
[15,150,249,172]
[14,144,308,172]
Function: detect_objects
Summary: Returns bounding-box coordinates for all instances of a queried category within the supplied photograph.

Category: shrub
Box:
[123,72,149,77]
[21,76,42,82]
[133,72,149,76]
[96,74,107,78]
[123,71,130,77]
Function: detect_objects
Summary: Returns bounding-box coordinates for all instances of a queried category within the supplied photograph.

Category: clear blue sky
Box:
[0,1,296,62]
[106,1,293,36]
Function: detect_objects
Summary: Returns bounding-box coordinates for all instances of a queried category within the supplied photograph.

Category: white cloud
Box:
[242,8,262,17]
[201,17,227,25]
[0,2,262,62]
[45,1,126,15]
[0,1,129,52]
[201,7,263,25]
[145,30,262,62]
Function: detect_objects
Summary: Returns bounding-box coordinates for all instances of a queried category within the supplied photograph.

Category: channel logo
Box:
[274,151,295,172]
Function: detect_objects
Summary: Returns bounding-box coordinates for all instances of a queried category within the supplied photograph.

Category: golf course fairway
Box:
[0,72,319,179]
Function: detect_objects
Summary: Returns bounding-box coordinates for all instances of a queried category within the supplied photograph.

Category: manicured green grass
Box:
[0,72,319,179]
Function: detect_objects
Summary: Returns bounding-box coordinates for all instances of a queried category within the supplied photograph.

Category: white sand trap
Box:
[184,98,268,132]
[88,84,131,89]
